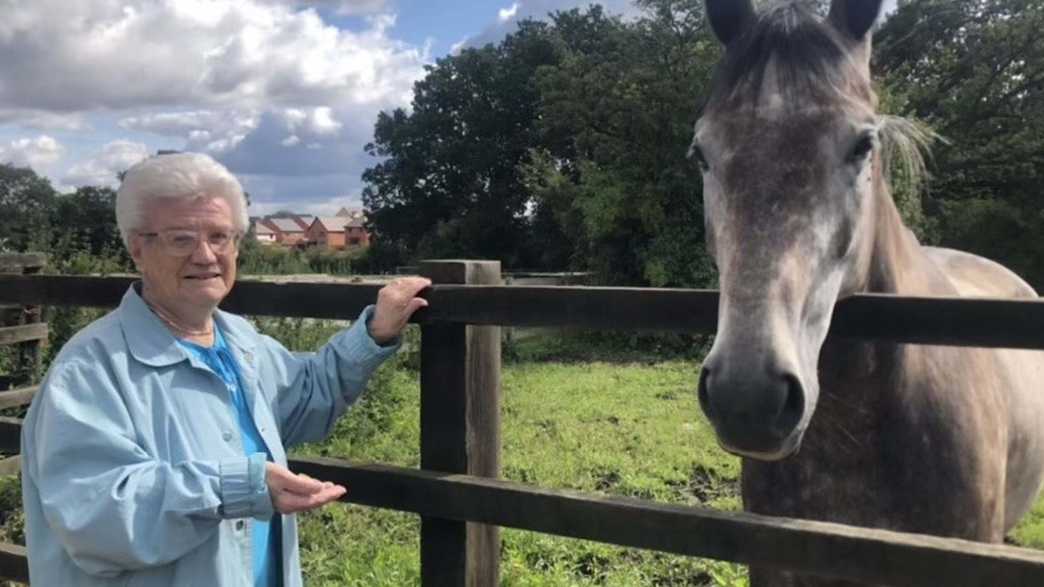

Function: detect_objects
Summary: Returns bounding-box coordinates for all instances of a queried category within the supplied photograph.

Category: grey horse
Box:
[692,0,1044,585]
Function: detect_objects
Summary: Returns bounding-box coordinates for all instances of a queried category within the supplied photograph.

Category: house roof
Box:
[253,222,276,235]
[336,207,365,219]
[312,216,349,232]
[268,217,304,232]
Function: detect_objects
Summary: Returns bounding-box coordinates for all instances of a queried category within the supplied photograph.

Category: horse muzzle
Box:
[697,363,808,460]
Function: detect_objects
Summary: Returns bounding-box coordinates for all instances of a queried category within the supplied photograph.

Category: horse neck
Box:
[818,165,932,395]
[863,164,934,296]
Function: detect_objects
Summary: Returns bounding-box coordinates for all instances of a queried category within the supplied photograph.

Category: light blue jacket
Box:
[21,284,398,586]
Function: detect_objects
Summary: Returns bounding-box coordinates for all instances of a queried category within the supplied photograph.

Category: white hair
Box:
[115,152,249,247]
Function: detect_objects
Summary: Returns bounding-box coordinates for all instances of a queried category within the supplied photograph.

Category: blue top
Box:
[20,284,400,587]
[178,326,280,587]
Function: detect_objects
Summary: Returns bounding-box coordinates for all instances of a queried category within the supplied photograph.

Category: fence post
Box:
[0,253,47,389]
[419,260,502,587]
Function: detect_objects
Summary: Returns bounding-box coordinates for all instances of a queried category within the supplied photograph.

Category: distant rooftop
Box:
[313,216,348,231]
[268,217,304,232]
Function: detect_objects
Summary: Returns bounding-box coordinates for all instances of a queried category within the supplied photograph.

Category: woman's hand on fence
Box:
[368,277,432,345]
[265,462,346,514]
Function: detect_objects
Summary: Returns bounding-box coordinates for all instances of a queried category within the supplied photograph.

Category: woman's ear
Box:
[128,235,145,271]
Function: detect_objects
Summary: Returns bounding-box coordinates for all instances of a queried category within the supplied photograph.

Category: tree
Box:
[524,0,720,286]
[362,19,560,269]
[0,164,57,252]
[875,0,1044,287]
[49,186,125,258]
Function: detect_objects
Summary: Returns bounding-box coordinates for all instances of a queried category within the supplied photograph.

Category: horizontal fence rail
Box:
[292,457,1044,587]
[0,386,37,411]
[2,275,1044,348]
[0,324,47,347]
[0,543,28,585]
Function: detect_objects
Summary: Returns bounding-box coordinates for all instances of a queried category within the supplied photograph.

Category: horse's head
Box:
[695,0,886,460]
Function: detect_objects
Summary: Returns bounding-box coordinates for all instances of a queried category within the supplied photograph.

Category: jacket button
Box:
[222,431,233,442]
[235,520,245,531]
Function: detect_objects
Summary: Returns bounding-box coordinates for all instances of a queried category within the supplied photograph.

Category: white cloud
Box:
[0,110,87,132]
[118,110,261,154]
[0,135,66,169]
[280,106,343,137]
[0,1,427,118]
[498,3,520,23]
[449,38,469,55]
[260,0,390,16]
[0,0,432,198]
[466,0,642,49]
[62,140,150,188]
[248,192,363,217]
[335,0,391,16]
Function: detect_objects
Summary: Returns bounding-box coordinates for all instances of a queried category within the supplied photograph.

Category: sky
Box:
[0,0,893,217]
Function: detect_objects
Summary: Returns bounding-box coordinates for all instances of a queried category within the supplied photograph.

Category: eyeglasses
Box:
[138,229,241,256]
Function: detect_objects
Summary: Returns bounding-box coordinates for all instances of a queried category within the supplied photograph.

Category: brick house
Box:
[344,216,370,247]
[264,217,308,246]
[306,217,348,249]
[252,221,278,244]
[306,215,371,249]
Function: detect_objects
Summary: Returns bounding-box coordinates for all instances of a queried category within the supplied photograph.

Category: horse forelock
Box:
[702,3,873,115]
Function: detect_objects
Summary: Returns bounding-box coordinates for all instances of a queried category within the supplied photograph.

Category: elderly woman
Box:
[19,153,429,586]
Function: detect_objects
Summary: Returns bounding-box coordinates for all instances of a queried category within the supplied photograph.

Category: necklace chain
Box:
[145,299,214,337]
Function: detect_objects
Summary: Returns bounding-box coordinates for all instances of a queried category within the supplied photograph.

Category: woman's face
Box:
[129,195,239,314]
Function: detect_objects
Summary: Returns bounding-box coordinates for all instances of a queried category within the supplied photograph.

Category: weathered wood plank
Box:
[0,387,37,410]
[3,275,1044,348]
[0,324,47,347]
[0,274,381,319]
[0,253,46,274]
[0,456,20,476]
[0,541,28,583]
[289,457,1044,587]
[0,417,20,453]
[419,261,502,587]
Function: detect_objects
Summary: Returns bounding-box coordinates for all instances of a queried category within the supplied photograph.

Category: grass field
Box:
[292,339,748,586]
[287,329,1044,586]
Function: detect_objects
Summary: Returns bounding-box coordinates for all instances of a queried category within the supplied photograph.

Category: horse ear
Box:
[827,0,884,41]
[706,0,755,46]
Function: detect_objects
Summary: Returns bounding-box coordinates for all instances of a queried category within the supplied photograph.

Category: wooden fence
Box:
[2,257,1044,585]
[0,254,45,584]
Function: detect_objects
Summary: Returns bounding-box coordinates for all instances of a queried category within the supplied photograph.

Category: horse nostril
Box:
[698,367,714,417]
[776,373,805,434]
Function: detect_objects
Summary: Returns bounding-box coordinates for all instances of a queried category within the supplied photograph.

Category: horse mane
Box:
[878,115,941,199]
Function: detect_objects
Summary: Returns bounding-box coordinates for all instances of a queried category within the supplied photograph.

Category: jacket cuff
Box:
[219,454,273,520]
[333,305,401,369]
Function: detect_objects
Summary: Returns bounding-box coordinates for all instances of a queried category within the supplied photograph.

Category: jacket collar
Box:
[118,283,188,367]
[118,283,258,368]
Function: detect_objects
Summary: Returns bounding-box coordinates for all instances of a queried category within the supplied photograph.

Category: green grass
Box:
[288,330,1044,585]
[1011,499,1044,549]
[292,346,748,586]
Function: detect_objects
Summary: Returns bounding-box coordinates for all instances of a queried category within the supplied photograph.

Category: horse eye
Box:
[848,135,874,163]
